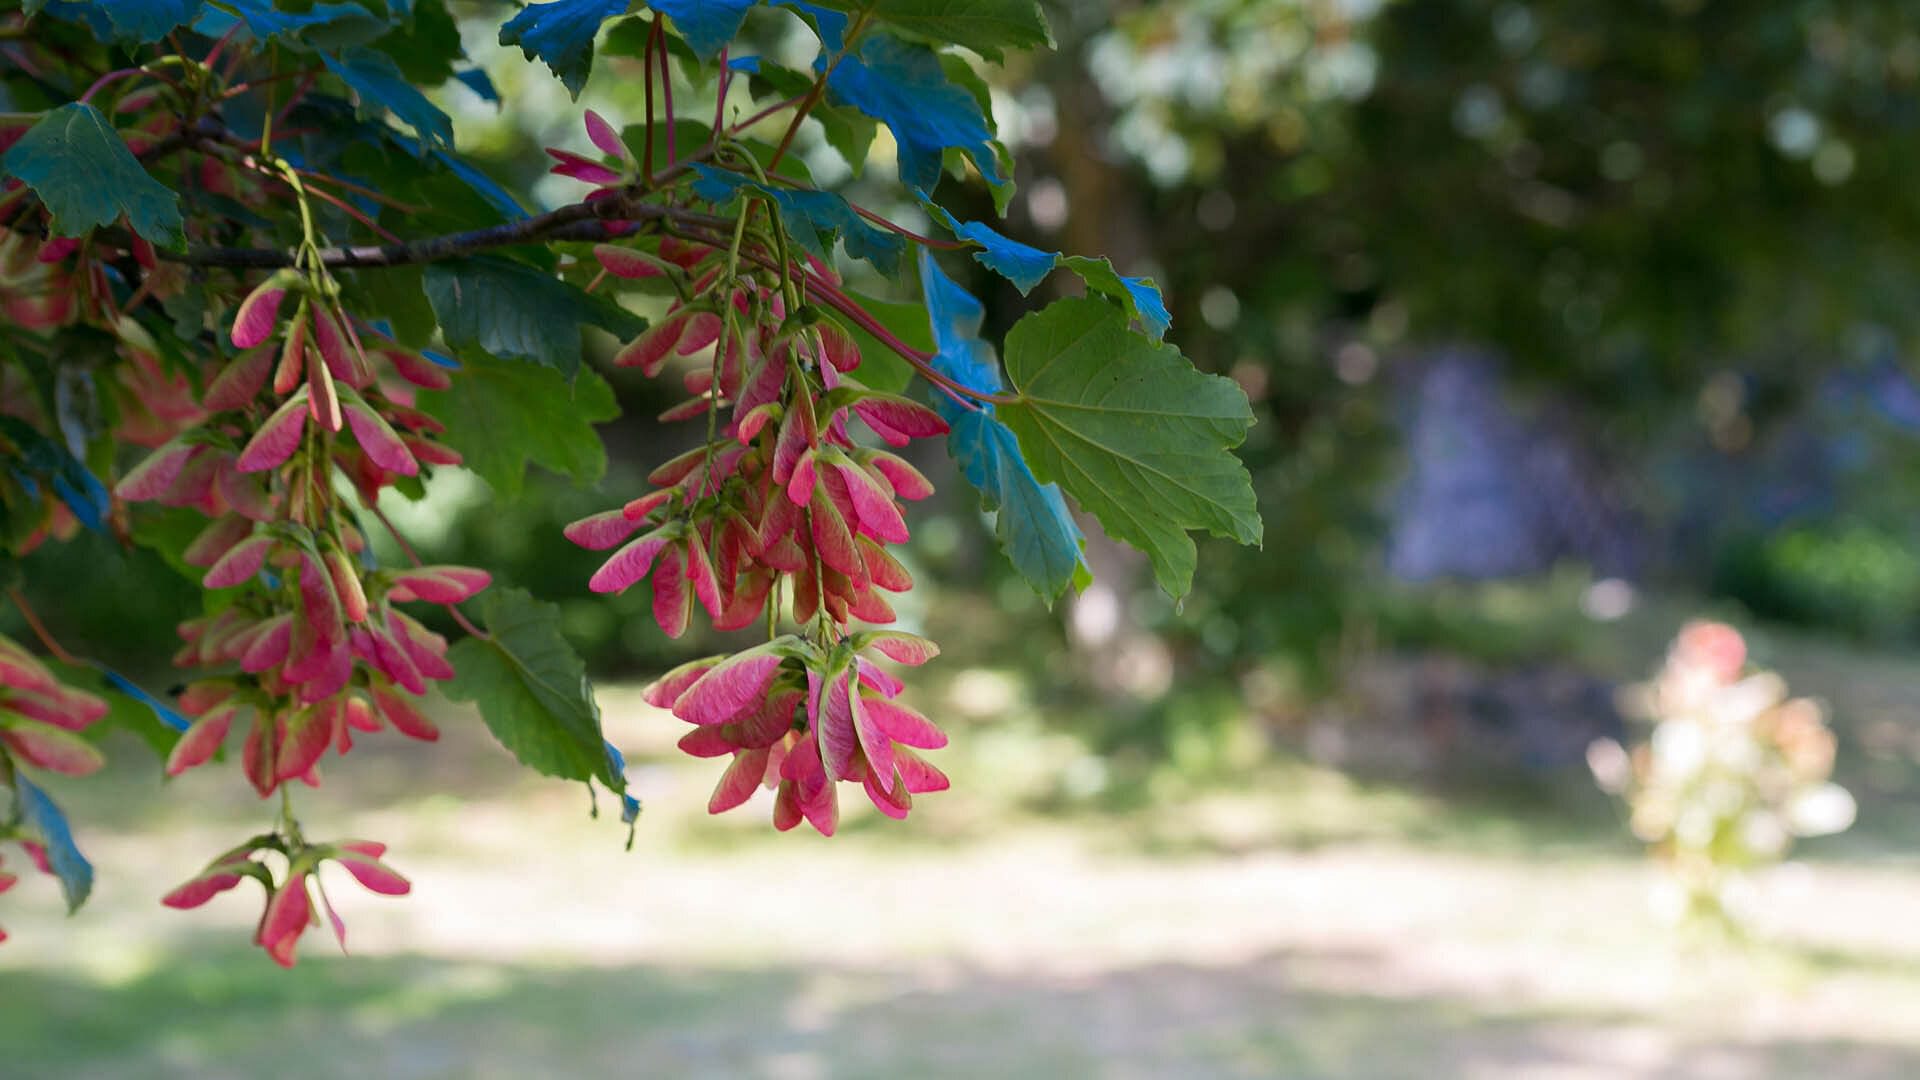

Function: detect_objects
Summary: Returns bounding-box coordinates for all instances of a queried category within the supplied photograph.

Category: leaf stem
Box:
[730,92,809,135]
[642,17,658,184]
[658,27,676,166]
[768,9,872,171]
[219,67,322,102]
[77,67,144,105]
[369,504,489,641]
[200,22,242,77]
[802,271,1013,406]
[711,47,731,149]
[5,588,81,666]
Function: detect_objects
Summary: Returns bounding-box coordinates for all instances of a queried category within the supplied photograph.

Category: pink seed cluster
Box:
[556,111,955,833]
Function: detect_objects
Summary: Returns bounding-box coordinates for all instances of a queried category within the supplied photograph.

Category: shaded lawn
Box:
[12,600,1920,1078]
[13,943,1920,1080]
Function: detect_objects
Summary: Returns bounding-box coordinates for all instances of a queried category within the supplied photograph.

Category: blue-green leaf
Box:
[689,164,903,275]
[824,33,1005,196]
[111,0,202,40]
[0,103,184,250]
[794,0,1049,61]
[454,68,502,104]
[15,775,92,913]
[922,204,1171,339]
[922,200,1054,293]
[919,251,1087,599]
[194,0,391,47]
[500,0,628,99]
[33,1,117,38]
[427,147,528,220]
[321,48,455,150]
[0,416,110,533]
[947,409,1089,600]
[99,667,192,734]
[650,0,759,60]
[1059,256,1171,342]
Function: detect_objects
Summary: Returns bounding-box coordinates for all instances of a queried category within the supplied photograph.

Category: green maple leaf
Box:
[1,103,184,249]
[422,353,620,499]
[997,298,1261,597]
[444,587,623,789]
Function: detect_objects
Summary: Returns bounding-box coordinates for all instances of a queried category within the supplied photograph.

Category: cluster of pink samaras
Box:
[642,630,949,835]
[162,834,410,967]
[555,111,954,834]
[99,262,492,965]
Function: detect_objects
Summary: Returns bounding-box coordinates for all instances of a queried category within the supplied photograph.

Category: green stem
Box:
[278,786,302,845]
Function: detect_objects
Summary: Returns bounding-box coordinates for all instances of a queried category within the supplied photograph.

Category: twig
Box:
[148,202,727,269]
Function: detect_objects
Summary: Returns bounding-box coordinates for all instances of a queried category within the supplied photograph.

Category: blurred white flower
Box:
[1787,783,1858,837]
[1593,619,1857,931]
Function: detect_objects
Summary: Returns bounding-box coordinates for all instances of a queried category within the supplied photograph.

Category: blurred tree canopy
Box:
[1004,0,1920,681]
[18,0,1920,705]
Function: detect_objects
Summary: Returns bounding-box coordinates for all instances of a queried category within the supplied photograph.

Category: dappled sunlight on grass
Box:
[12,640,1920,1076]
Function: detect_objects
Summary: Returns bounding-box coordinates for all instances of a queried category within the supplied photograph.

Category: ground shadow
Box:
[8,939,1920,1079]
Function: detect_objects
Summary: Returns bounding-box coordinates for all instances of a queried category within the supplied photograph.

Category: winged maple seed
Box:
[0,633,109,778]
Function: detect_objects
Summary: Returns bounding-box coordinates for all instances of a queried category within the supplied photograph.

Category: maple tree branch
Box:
[150,200,733,270]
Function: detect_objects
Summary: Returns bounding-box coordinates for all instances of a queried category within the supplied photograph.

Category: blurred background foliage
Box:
[12,0,1920,802]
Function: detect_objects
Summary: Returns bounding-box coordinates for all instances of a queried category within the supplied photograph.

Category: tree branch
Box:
[151,200,734,270]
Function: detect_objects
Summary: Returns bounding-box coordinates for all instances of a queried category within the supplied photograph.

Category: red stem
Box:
[201,22,241,75]
[78,67,144,104]
[760,171,967,249]
[768,77,824,171]
[270,71,318,131]
[221,67,321,101]
[768,12,869,171]
[7,588,81,666]
[658,29,676,166]
[219,148,402,243]
[370,506,488,640]
[642,18,658,183]
[800,270,1010,408]
[288,165,425,214]
[711,46,730,148]
[303,183,402,243]
[852,203,967,249]
[730,93,808,136]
